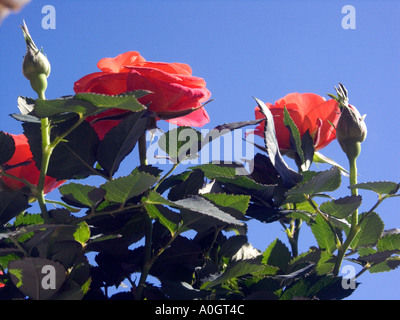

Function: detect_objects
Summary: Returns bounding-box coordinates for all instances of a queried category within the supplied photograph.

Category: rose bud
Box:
[329,84,367,160]
[21,20,51,99]
[336,104,367,159]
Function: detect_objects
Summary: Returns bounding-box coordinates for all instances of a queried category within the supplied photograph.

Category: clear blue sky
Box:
[1,0,399,300]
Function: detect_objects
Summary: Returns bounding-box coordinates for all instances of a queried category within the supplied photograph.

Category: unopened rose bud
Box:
[329,83,367,160]
[336,104,367,160]
[21,20,51,99]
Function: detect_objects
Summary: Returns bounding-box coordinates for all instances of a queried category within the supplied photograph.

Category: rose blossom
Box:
[74,51,211,140]
[253,92,340,152]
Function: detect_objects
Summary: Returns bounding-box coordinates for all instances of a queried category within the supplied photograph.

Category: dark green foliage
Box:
[1,93,399,301]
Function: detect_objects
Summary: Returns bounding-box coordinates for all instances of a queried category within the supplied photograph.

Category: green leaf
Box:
[351,212,384,249]
[369,258,400,274]
[349,181,400,196]
[283,106,304,163]
[201,258,264,289]
[299,130,315,172]
[59,183,105,209]
[273,263,315,286]
[0,131,15,164]
[74,90,149,110]
[141,190,176,207]
[254,98,303,188]
[319,195,362,219]
[33,91,148,119]
[289,247,322,270]
[96,110,149,177]
[215,176,276,201]
[262,238,291,271]
[101,171,159,204]
[286,166,341,199]
[143,203,181,235]
[143,191,244,231]
[168,169,204,201]
[279,274,356,300]
[315,251,335,275]
[34,97,96,118]
[313,151,349,175]
[177,196,244,227]
[377,232,400,252]
[158,126,203,162]
[14,212,44,226]
[202,193,250,215]
[357,250,400,273]
[219,235,248,258]
[154,170,192,194]
[13,212,45,242]
[190,163,240,179]
[9,257,66,300]
[23,116,99,180]
[310,214,337,253]
[73,221,90,246]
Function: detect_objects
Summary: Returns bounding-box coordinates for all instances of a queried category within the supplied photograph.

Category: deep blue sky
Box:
[1,0,399,300]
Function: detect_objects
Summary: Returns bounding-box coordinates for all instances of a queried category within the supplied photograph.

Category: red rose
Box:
[254,93,340,152]
[1,134,64,194]
[73,51,211,140]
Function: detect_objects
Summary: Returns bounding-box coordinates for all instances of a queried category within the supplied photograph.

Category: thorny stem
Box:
[37,108,85,223]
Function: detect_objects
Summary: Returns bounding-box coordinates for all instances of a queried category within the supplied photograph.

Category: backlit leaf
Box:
[349,181,400,196]
[351,212,384,249]
[101,171,159,204]
[320,195,362,219]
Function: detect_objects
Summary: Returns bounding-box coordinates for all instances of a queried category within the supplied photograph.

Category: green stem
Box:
[153,161,180,192]
[138,133,147,166]
[135,216,188,299]
[34,90,52,222]
[291,219,301,258]
[37,116,51,222]
[135,215,153,300]
[349,155,358,224]
[333,154,360,276]
[10,236,29,256]
[37,113,86,222]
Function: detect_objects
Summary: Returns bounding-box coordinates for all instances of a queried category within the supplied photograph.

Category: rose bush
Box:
[1,133,63,194]
[253,92,340,153]
[1,21,399,302]
[74,51,211,139]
